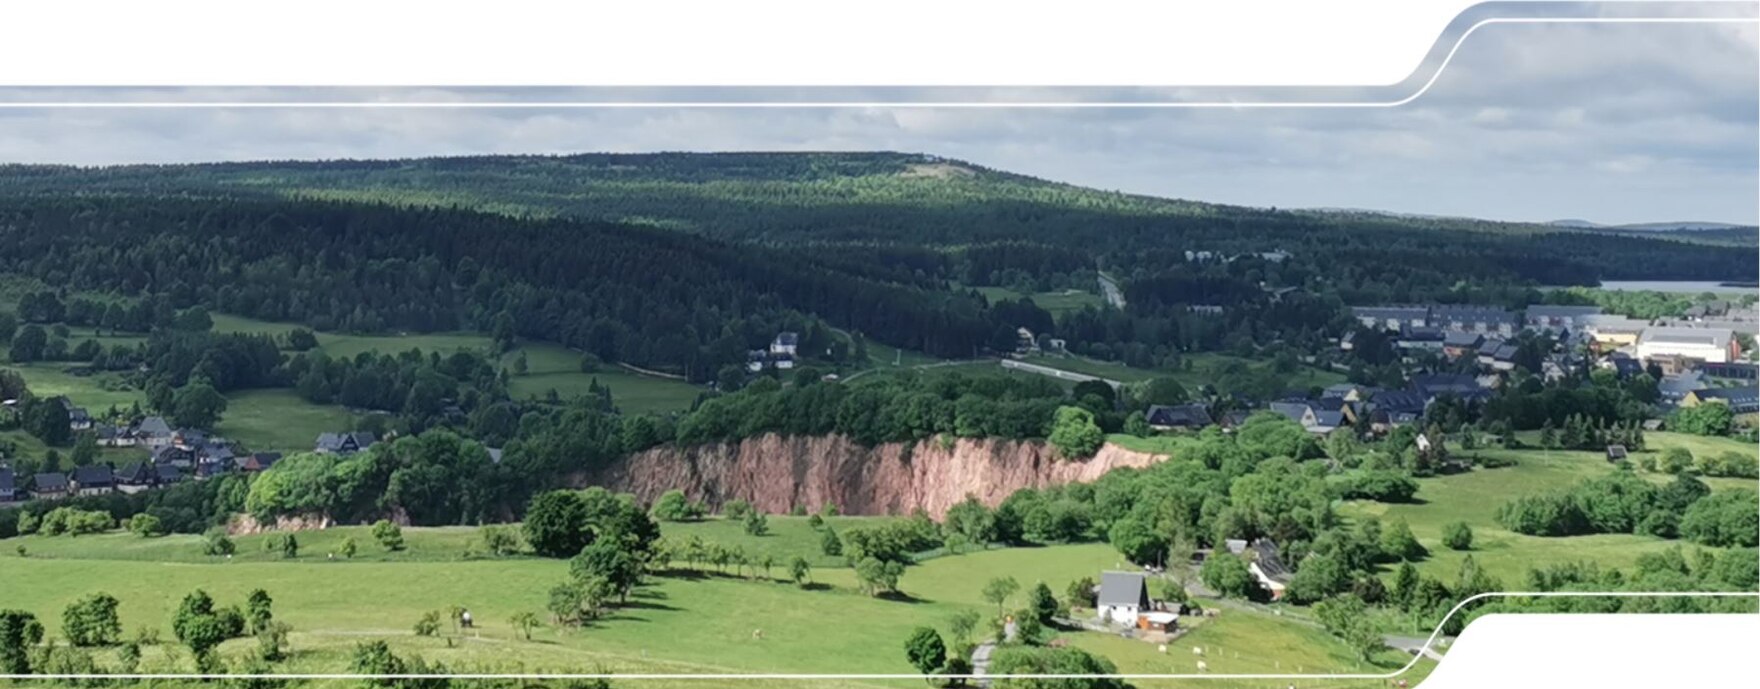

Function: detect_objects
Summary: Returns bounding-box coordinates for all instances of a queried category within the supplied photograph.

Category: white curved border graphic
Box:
[0,7,1755,107]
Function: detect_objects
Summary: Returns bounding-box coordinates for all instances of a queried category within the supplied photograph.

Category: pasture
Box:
[213,313,705,416]
[973,286,1107,318]
[1338,440,1748,585]
[0,520,1425,687]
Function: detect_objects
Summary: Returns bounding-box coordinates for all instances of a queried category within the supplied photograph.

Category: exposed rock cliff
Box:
[585,434,1165,518]
[227,511,335,535]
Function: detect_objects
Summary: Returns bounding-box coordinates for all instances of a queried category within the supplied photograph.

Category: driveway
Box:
[971,641,997,688]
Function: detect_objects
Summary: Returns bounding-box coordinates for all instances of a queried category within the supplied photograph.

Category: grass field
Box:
[213,313,705,416]
[0,520,1430,687]
[0,540,1100,678]
[501,341,705,414]
[3,362,146,410]
[1338,441,1749,585]
[212,389,364,453]
[973,286,1107,318]
[1066,609,1437,681]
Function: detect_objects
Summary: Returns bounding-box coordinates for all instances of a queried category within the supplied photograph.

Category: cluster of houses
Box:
[1012,327,1068,356]
[0,421,380,505]
[0,415,287,504]
[1349,303,1757,421]
[745,332,799,372]
[1145,375,1491,437]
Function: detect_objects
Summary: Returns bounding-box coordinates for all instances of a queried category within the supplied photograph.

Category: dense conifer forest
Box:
[0,152,1750,379]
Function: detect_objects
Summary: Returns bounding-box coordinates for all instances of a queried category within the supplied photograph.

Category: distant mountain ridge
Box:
[1548,219,1754,232]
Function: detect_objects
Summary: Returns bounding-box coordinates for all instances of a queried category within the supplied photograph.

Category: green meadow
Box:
[0,528,1419,688]
[211,313,707,417]
[973,286,1107,318]
[1338,435,1753,585]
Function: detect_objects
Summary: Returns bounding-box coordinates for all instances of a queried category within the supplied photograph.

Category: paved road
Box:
[971,641,997,688]
[1097,273,1126,309]
[999,358,1123,389]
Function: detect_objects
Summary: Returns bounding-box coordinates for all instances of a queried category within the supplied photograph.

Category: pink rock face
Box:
[228,511,335,535]
[585,435,1166,518]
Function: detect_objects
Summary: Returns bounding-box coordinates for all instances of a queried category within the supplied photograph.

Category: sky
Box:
[0,21,1754,226]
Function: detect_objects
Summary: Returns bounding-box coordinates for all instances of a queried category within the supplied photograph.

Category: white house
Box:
[1096,571,1150,626]
[1636,327,1736,364]
[1248,539,1291,600]
[770,332,799,357]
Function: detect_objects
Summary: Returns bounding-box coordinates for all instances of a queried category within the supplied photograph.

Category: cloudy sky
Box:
[0,20,1754,226]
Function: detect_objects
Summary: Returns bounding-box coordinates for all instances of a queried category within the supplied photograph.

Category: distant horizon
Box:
[1,19,1754,227]
[4,149,1754,229]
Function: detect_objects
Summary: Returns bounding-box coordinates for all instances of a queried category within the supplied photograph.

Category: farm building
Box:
[31,472,69,501]
[1248,539,1291,600]
[315,431,378,455]
[1097,571,1151,626]
[1145,403,1212,431]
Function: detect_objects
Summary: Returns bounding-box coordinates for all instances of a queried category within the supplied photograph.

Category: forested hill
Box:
[0,197,1002,378]
[0,151,1750,257]
[0,152,1751,379]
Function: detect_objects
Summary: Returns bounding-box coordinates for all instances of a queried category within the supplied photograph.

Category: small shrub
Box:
[1441,522,1474,551]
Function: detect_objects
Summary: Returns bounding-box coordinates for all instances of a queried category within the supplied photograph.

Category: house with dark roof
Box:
[1683,387,1760,415]
[1699,361,1758,382]
[1658,371,1708,404]
[1410,373,1484,399]
[152,444,199,469]
[0,468,18,503]
[93,424,128,446]
[235,452,283,473]
[1145,403,1213,431]
[59,398,93,431]
[1606,353,1644,379]
[135,416,175,448]
[1395,325,1445,352]
[1489,343,1520,371]
[1442,331,1484,359]
[115,462,165,494]
[32,472,69,500]
[770,332,800,357]
[315,431,377,455]
[1269,401,1317,427]
[71,465,115,496]
[1096,571,1151,626]
[1248,539,1291,600]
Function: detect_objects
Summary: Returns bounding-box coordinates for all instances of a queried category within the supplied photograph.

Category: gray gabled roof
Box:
[136,416,173,437]
[33,472,68,491]
[72,465,114,486]
[1097,571,1150,608]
